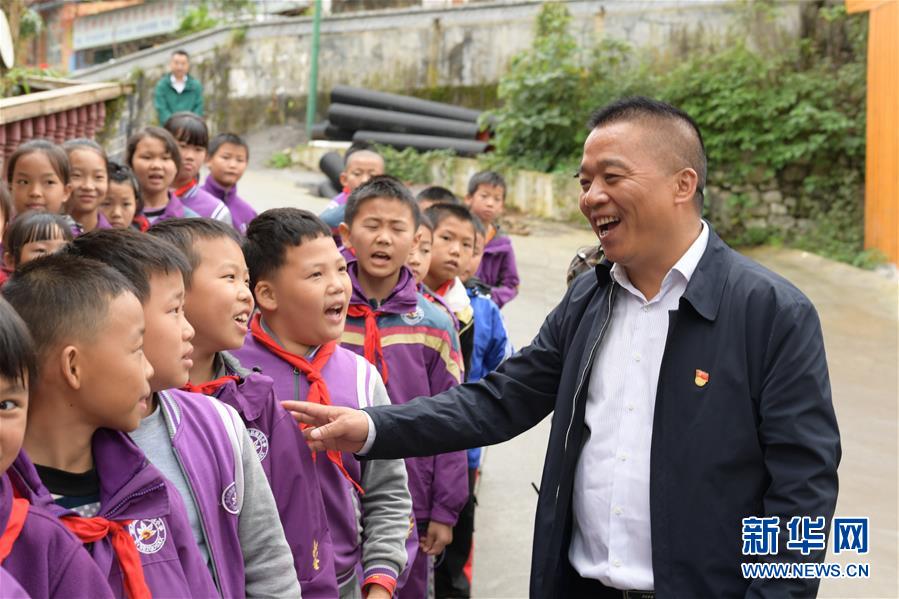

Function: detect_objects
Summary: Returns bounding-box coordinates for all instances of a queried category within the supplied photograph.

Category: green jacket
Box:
[154,74,204,125]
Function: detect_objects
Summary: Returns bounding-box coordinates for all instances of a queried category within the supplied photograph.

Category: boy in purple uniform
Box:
[337,177,469,599]
[234,208,412,599]
[164,113,234,226]
[148,217,339,598]
[0,297,115,599]
[464,171,519,308]
[3,255,217,598]
[202,133,257,234]
[69,229,300,598]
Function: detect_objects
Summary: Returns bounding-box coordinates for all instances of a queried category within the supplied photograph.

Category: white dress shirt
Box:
[569,220,709,590]
[171,74,187,94]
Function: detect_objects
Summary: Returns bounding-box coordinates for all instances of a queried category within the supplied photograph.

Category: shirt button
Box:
[614,506,623,515]
[627,404,635,412]
[633,352,641,362]
[613,559,622,568]
[642,305,649,312]
[618,454,627,462]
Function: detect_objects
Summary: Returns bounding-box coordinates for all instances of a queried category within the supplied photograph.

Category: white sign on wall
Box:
[73,1,184,51]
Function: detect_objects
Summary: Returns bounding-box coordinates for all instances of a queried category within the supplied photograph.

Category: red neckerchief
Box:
[345,304,389,385]
[61,515,151,599]
[181,376,240,396]
[133,215,150,232]
[249,314,363,494]
[173,179,197,198]
[434,280,453,297]
[0,497,28,562]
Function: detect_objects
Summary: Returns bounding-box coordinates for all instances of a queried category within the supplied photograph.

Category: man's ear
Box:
[339,172,349,189]
[338,223,353,251]
[59,345,83,391]
[673,168,699,207]
[253,280,278,313]
[464,194,473,207]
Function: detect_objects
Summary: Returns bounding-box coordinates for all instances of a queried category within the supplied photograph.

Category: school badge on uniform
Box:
[129,518,168,554]
[694,369,710,387]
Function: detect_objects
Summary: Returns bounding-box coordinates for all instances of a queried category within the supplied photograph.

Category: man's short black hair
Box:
[587,96,707,210]
[164,112,209,149]
[243,208,331,293]
[172,49,190,59]
[417,186,459,205]
[3,253,137,360]
[107,160,143,214]
[67,228,191,303]
[467,171,506,197]
[345,175,421,229]
[0,297,36,388]
[425,202,477,234]
[148,217,241,284]
[209,133,249,159]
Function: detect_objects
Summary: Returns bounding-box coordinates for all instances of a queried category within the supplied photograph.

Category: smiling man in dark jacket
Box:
[284,97,841,599]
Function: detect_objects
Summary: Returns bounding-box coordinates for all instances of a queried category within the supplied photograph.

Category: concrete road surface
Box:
[240,162,898,599]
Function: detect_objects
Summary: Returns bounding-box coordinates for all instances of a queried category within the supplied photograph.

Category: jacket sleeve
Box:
[489,246,520,308]
[484,301,510,374]
[191,80,204,116]
[154,79,171,126]
[236,424,303,598]
[366,282,567,459]
[746,299,841,599]
[269,405,339,598]
[50,535,117,599]
[359,374,414,595]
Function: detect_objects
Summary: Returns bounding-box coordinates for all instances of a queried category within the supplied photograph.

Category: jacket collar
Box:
[348,261,419,314]
[593,223,731,322]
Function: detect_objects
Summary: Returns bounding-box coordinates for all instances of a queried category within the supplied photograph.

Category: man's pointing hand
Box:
[282,401,370,453]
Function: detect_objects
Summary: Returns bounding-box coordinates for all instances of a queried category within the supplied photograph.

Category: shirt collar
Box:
[609,219,709,300]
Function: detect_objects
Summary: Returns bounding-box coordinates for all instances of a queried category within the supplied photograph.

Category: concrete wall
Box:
[73,0,802,135]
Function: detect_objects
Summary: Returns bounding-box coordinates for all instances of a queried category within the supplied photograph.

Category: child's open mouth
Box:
[370,251,391,265]
[233,312,250,329]
[325,302,344,323]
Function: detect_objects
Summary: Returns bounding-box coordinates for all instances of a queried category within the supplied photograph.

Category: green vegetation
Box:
[176,0,256,37]
[268,151,292,169]
[483,2,872,266]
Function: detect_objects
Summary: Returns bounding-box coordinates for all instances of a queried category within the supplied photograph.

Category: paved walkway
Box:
[240,161,898,599]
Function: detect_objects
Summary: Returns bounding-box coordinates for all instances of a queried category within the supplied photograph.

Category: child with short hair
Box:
[5,139,71,216]
[320,144,385,238]
[423,202,479,376]
[2,211,73,272]
[101,161,145,230]
[201,133,257,234]
[62,139,112,234]
[464,171,519,308]
[0,296,116,599]
[416,186,458,212]
[69,229,300,598]
[164,113,234,226]
[406,212,433,286]
[234,208,413,599]
[435,220,512,599]
[3,254,218,598]
[337,177,468,599]
[148,217,339,598]
[127,127,199,225]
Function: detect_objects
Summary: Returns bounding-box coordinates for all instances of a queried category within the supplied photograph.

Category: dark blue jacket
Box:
[364,227,841,598]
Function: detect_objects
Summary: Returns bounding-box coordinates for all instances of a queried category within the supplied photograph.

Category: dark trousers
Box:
[434,467,478,598]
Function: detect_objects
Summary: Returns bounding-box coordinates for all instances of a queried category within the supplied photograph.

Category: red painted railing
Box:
[1,80,129,175]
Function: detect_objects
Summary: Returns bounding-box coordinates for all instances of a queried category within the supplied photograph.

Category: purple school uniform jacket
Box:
[0,473,114,599]
[343,262,469,528]
[475,230,520,308]
[201,177,257,234]
[235,336,414,593]
[176,182,233,225]
[210,352,339,598]
[141,191,200,225]
[0,566,30,598]
[8,434,218,599]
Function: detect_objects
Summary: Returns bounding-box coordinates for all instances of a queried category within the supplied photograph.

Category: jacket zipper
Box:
[106,482,166,519]
[159,394,225,596]
[556,282,616,501]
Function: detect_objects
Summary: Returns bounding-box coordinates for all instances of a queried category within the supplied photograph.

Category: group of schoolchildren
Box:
[0,121,519,599]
